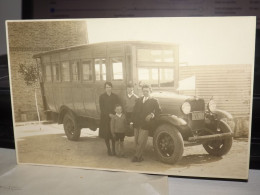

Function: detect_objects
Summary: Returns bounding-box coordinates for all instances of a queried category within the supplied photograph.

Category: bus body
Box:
[33,41,233,164]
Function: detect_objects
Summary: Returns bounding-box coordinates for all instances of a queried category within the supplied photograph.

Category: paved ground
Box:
[14,122,250,179]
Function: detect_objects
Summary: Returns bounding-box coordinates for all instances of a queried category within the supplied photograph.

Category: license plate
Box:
[192,112,204,120]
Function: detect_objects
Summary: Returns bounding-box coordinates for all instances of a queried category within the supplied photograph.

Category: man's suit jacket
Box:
[132,96,162,130]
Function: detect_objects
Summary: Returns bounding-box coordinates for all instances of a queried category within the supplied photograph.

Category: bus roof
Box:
[33,41,178,58]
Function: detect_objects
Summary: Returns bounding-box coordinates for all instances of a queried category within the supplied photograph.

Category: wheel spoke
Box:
[157,132,175,157]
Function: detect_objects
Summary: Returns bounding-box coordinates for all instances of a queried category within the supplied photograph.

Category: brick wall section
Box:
[7,21,88,122]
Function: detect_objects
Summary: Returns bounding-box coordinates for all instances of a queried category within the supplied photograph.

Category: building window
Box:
[71,61,79,81]
[95,59,106,81]
[111,58,123,80]
[45,63,52,82]
[52,62,60,82]
[61,61,70,82]
[82,60,92,81]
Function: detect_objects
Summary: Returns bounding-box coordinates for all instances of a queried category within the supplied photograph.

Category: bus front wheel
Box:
[63,112,81,141]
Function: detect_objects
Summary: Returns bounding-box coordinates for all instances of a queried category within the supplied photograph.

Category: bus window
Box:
[138,68,149,81]
[82,60,92,81]
[138,67,174,88]
[137,49,174,62]
[95,59,106,81]
[111,58,123,80]
[61,61,70,82]
[52,62,60,82]
[45,63,52,82]
[71,61,79,81]
[160,68,174,87]
[151,68,159,87]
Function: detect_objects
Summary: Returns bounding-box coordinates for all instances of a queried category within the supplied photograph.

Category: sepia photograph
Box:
[6,17,256,180]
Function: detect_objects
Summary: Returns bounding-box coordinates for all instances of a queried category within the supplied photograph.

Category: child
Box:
[124,83,138,135]
[110,104,127,157]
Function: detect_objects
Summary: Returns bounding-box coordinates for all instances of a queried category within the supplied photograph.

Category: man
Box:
[99,81,120,156]
[132,84,162,162]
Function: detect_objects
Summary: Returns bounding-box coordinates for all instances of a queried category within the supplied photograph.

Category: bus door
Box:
[51,60,62,113]
[42,55,56,112]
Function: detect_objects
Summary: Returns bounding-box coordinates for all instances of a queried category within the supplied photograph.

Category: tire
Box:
[203,120,233,156]
[63,112,81,141]
[153,124,184,164]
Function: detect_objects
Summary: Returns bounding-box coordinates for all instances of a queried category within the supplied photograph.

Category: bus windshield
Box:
[137,48,175,88]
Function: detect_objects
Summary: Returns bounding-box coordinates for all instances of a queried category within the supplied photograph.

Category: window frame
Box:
[81,59,94,82]
[110,57,124,81]
[137,48,174,63]
[94,58,107,82]
[137,66,175,88]
[60,60,71,82]
[44,63,52,83]
[70,60,80,82]
[52,61,61,83]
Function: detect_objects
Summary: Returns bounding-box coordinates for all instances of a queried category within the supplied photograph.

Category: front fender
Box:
[212,109,235,132]
[159,114,187,126]
[214,109,233,120]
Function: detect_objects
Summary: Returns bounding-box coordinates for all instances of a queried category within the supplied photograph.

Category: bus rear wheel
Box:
[63,112,81,141]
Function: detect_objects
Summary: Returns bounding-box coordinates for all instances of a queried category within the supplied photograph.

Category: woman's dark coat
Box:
[99,92,119,139]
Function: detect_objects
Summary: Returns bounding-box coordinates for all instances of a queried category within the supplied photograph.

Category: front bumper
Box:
[188,132,233,142]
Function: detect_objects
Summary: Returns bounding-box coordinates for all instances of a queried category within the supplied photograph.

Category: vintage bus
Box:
[33,41,233,164]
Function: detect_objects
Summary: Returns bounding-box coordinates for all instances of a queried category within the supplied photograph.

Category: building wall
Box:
[179,64,253,137]
[7,21,88,122]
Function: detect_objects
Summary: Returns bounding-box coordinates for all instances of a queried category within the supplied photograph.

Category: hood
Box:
[151,91,201,115]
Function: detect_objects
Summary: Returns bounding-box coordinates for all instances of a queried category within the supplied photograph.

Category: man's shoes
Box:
[107,150,112,156]
[132,156,143,162]
[132,156,139,162]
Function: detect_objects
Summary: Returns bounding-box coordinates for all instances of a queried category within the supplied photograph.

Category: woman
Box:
[99,81,120,156]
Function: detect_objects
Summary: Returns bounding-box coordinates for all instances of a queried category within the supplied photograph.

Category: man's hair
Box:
[104,81,113,88]
[141,84,151,90]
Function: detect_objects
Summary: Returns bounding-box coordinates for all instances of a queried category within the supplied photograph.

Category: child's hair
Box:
[114,104,122,110]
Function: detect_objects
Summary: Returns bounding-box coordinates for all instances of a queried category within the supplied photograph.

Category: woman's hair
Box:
[104,81,113,88]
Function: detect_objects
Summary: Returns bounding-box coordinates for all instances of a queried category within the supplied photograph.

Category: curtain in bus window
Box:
[160,68,174,87]
[112,58,123,80]
[71,61,79,81]
[61,61,70,82]
[52,62,60,82]
[82,60,92,81]
[45,63,52,82]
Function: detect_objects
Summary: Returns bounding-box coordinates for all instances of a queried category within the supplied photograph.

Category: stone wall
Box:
[7,21,88,122]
